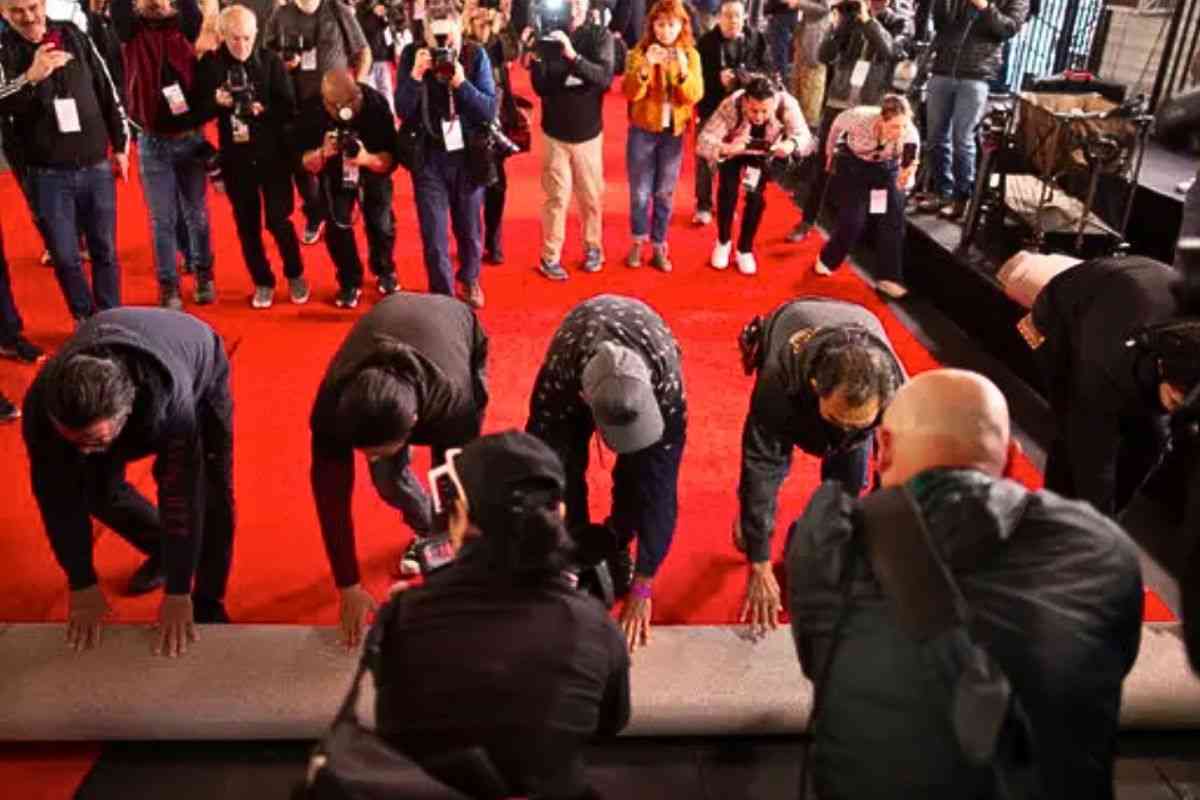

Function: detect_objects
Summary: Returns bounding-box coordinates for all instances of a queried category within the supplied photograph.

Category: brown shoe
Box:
[457,280,485,309]
[939,198,968,221]
[916,195,949,214]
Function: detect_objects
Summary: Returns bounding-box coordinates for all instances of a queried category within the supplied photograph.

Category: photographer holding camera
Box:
[465,0,522,264]
[810,94,919,298]
[264,0,371,246]
[194,5,308,309]
[786,0,911,243]
[696,74,812,275]
[373,431,629,800]
[692,0,772,225]
[297,69,399,309]
[621,0,702,271]
[395,0,496,308]
[357,0,400,114]
[523,0,615,280]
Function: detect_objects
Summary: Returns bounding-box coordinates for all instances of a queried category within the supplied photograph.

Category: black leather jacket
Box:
[927,0,1029,83]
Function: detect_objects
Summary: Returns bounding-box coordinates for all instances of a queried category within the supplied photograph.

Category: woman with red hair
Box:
[621,0,703,272]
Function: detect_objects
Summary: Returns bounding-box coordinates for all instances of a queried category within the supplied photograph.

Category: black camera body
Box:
[431,44,457,82]
[226,63,256,120]
[278,30,310,62]
[336,126,362,159]
[478,0,501,9]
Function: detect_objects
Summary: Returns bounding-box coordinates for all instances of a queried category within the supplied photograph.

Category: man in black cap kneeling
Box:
[526,294,687,652]
[310,292,489,649]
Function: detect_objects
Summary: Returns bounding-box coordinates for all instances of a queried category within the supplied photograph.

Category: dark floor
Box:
[74,733,1200,799]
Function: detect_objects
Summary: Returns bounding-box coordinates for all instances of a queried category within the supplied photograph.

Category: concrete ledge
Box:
[0,622,1196,740]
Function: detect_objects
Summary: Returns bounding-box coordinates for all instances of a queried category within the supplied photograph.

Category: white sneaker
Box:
[813,259,833,276]
[692,209,713,226]
[250,285,274,309]
[711,240,732,270]
[877,280,909,299]
[736,251,757,276]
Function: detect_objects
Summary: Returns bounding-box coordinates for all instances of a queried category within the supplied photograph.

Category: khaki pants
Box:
[541,132,605,265]
[791,61,827,130]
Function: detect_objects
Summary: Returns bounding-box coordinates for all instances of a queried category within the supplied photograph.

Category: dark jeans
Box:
[767,13,794,83]
[12,163,53,252]
[368,445,435,536]
[412,148,485,295]
[717,156,768,253]
[609,431,686,577]
[484,158,507,256]
[793,109,837,224]
[323,170,397,289]
[27,162,121,319]
[819,154,905,284]
[820,438,872,496]
[694,125,714,213]
[225,163,304,288]
[138,132,214,288]
[293,165,324,227]
[0,226,22,341]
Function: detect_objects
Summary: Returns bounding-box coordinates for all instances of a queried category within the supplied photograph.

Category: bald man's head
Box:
[321,70,363,121]
[878,369,1011,487]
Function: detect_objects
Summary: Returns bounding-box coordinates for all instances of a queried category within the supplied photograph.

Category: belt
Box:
[146,127,200,141]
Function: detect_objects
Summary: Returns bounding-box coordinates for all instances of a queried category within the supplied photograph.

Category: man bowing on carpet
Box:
[23,308,235,658]
[310,292,489,650]
[734,296,905,636]
[526,294,687,653]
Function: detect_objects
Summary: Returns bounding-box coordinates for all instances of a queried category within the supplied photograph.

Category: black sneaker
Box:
[334,286,362,309]
[0,335,45,364]
[0,392,19,423]
[302,219,325,246]
[376,272,400,295]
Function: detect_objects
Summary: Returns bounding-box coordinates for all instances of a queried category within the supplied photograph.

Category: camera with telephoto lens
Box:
[226,63,256,120]
[277,30,309,62]
[431,45,457,81]
[335,126,362,159]
[533,0,572,39]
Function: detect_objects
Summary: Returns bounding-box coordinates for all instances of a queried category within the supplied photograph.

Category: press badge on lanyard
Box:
[742,165,762,191]
[53,97,82,133]
[163,83,190,116]
[342,159,359,188]
[301,48,318,71]
[231,116,251,143]
[870,189,888,215]
[442,92,464,152]
[847,59,870,107]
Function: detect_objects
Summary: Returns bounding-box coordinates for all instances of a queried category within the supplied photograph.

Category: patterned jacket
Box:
[696,88,815,163]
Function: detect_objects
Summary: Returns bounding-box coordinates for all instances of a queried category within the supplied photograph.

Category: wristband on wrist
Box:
[630,580,653,600]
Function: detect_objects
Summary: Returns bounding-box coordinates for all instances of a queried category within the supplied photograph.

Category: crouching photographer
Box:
[693,0,773,225]
[396,0,497,308]
[194,5,309,309]
[810,94,919,299]
[371,431,631,800]
[697,74,813,275]
[297,69,400,309]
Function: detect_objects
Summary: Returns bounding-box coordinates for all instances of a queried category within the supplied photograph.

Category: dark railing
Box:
[1151,0,1200,108]
[1004,0,1107,90]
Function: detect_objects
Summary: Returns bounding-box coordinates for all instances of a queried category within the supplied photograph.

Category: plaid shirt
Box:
[827,105,920,163]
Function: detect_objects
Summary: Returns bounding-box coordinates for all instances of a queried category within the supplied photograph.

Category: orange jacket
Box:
[621,44,704,137]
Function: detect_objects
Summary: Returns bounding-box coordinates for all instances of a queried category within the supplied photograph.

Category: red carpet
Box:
[0,70,1173,636]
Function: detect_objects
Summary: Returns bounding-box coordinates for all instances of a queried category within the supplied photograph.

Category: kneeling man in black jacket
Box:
[23,308,234,657]
[310,292,489,649]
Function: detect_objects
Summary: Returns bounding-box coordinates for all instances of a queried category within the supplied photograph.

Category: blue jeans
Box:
[412,148,484,295]
[925,75,990,200]
[368,445,434,536]
[820,438,872,496]
[627,126,684,245]
[767,13,795,83]
[138,132,214,288]
[28,163,120,319]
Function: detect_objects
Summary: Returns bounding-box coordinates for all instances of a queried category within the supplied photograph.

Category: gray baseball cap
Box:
[581,342,664,454]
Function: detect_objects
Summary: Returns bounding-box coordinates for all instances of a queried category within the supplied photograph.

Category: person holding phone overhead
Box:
[810,93,919,299]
